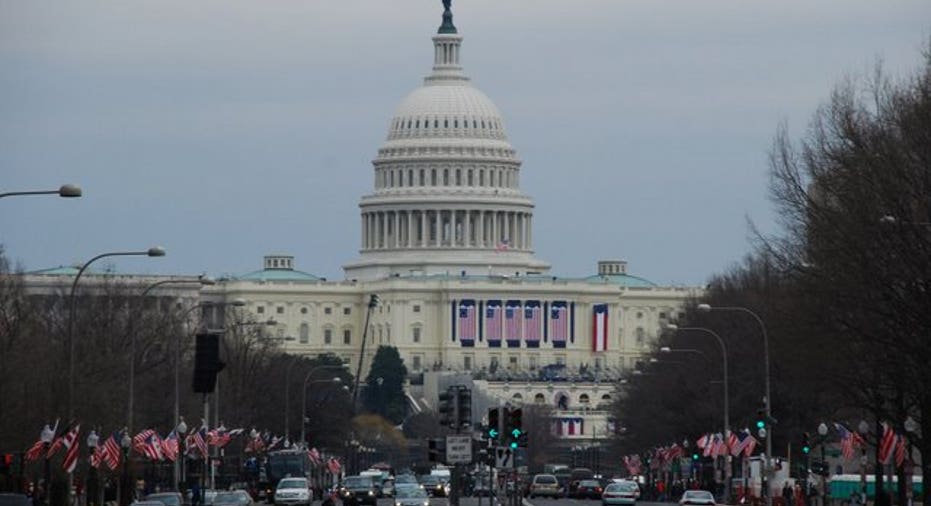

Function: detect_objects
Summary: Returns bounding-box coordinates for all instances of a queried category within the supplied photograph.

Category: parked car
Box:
[274,478,311,506]
[213,491,254,506]
[0,494,30,506]
[602,481,640,506]
[573,480,603,500]
[679,490,715,506]
[144,493,184,506]
[340,475,379,506]
[393,486,430,506]
[528,474,561,499]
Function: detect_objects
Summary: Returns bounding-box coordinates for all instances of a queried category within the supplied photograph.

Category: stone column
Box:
[465,209,472,248]
[381,212,388,249]
[394,211,401,248]
[491,211,498,247]
[528,215,533,250]
[407,210,413,248]
[420,210,427,247]
[434,209,441,247]
[477,211,485,248]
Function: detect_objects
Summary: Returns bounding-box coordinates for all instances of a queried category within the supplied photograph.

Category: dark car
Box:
[568,468,595,496]
[573,480,604,500]
[144,493,184,506]
[340,476,378,506]
[0,494,31,506]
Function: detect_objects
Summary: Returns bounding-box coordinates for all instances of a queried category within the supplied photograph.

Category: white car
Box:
[274,478,311,506]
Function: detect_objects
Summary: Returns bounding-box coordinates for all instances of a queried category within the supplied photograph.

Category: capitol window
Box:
[299,323,309,344]
[301,307,308,314]
[324,307,332,315]
[463,355,472,370]
[636,327,645,346]
[412,355,422,371]
[343,307,351,315]
[479,170,484,186]
[324,329,332,344]
[456,169,461,186]
[412,327,421,343]
[443,169,449,185]
[277,306,284,314]
[431,170,437,186]
[534,393,545,404]
[413,304,421,313]
[419,169,425,186]
[257,306,264,314]
[343,329,351,344]
[468,170,473,186]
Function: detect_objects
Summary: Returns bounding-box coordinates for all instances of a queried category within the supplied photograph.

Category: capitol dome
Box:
[343,0,550,281]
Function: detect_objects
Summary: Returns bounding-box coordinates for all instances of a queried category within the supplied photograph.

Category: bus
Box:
[264,450,312,501]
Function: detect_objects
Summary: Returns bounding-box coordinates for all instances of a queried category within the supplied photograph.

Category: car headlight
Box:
[423,502,429,506]
[368,491,375,496]
[395,502,401,506]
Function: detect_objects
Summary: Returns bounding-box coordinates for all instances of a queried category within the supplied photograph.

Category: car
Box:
[568,468,595,496]
[274,478,311,506]
[213,491,254,506]
[395,475,419,486]
[573,480,604,500]
[381,479,396,498]
[394,486,430,506]
[679,490,715,506]
[0,494,30,506]
[340,475,379,506]
[528,474,561,499]
[418,476,448,498]
[602,481,640,506]
[144,493,184,506]
[130,502,165,506]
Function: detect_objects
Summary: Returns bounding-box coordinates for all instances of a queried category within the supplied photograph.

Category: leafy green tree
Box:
[362,346,408,424]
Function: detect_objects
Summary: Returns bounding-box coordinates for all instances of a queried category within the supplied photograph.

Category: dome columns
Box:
[360,208,534,252]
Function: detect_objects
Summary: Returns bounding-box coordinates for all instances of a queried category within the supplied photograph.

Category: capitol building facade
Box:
[25,2,699,441]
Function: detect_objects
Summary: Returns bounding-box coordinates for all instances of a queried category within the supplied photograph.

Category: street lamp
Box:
[0,184,82,198]
[128,276,215,437]
[40,425,54,506]
[696,303,768,504]
[120,431,132,506]
[666,323,731,501]
[858,420,869,505]
[86,430,101,506]
[67,247,166,419]
[817,422,829,506]
[300,376,343,443]
[176,418,188,490]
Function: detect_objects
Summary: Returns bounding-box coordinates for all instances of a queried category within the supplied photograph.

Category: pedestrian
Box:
[783,483,793,506]
[192,482,201,506]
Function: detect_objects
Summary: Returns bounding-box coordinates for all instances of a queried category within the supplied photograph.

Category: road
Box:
[304,497,672,506]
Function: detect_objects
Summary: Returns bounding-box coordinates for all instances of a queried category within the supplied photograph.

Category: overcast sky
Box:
[1,0,928,285]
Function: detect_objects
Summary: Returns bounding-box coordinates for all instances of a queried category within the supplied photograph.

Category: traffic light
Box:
[802,432,811,454]
[755,408,766,430]
[438,388,456,428]
[428,438,442,463]
[488,408,501,440]
[692,453,699,461]
[193,333,225,393]
[506,408,523,449]
[456,387,472,429]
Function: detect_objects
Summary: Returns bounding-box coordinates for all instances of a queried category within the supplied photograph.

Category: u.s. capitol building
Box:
[26,2,699,441]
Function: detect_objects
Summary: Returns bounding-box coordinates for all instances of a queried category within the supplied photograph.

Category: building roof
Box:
[581,273,658,288]
[235,268,322,282]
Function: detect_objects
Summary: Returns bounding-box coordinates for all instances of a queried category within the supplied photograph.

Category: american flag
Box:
[592,303,609,352]
[504,303,522,344]
[523,303,542,345]
[308,447,322,465]
[495,239,510,252]
[140,432,164,461]
[458,302,477,342]
[161,431,179,462]
[89,445,103,469]
[623,455,642,475]
[549,303,568,345]
[667,444,683,459]
[485,301,502,343]
[102,431,123,470]
[835,423,863,460]
[208,428,232,448]
[879,422,896,464]
[696,433,712,449]
[25,439,45,462]
[894,434,907,468]
[133,429,156,455]
[726,430,739,454]
[327,457,341,475]
[245,434,265,453]
[194,427,209,458]
[61,424,80,474]
[741,433,758,457]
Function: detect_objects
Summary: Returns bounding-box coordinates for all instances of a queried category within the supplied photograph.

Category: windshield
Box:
[420,476,439,485]
[607,483,638,492]
[214,494,246,504]
[535,476,557,484]
[269,455,306,482]
[396,475,418,484]
[396,488,427,499]
[278,479,307,489]
[579,480,600,487]
[146,495,181,506]
[344,477,373,488]
[685,491,714,500]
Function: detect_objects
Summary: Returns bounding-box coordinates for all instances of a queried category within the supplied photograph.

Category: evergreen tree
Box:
[362,346,408,424]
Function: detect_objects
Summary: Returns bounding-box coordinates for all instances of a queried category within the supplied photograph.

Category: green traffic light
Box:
[511,429,522,438]
[802,446,810,454]
[692,453,699,461]
[488,429,499,439]
[510,441,518,449]
[756,420,766,429]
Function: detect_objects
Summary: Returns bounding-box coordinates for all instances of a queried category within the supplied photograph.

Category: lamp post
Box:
[86,430,100,506]
[858,420,869,505]
[0,184,82,199]
[300,376,343,444]
[128,277,214,437]
[40,425,54,506]
[67,247,166,419]
[696,304,768,504]
[817,423,829,506]
[120,431,132,506]
[176,418,188,491]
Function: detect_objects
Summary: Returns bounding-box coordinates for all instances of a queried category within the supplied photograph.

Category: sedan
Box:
[573,480,604,500]
[394,486,430,506]
[679,490,715,506]
[213,491,254,506]
[144,493,184,506]
[602,482,639,506]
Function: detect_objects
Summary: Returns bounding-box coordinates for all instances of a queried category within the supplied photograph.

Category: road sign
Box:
[446,435,472,464]
[489,429,499,439]
[495,447,514,469]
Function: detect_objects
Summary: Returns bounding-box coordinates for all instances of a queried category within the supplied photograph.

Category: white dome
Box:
[386,82,509,142]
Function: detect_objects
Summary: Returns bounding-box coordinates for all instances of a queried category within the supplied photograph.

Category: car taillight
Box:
[596,488,602,493]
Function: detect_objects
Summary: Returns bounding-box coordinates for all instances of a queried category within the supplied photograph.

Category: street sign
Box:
[495,447,514,469]
[446,435,472,464]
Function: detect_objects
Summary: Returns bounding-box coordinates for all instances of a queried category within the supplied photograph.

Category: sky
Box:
[1,0,928,286]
